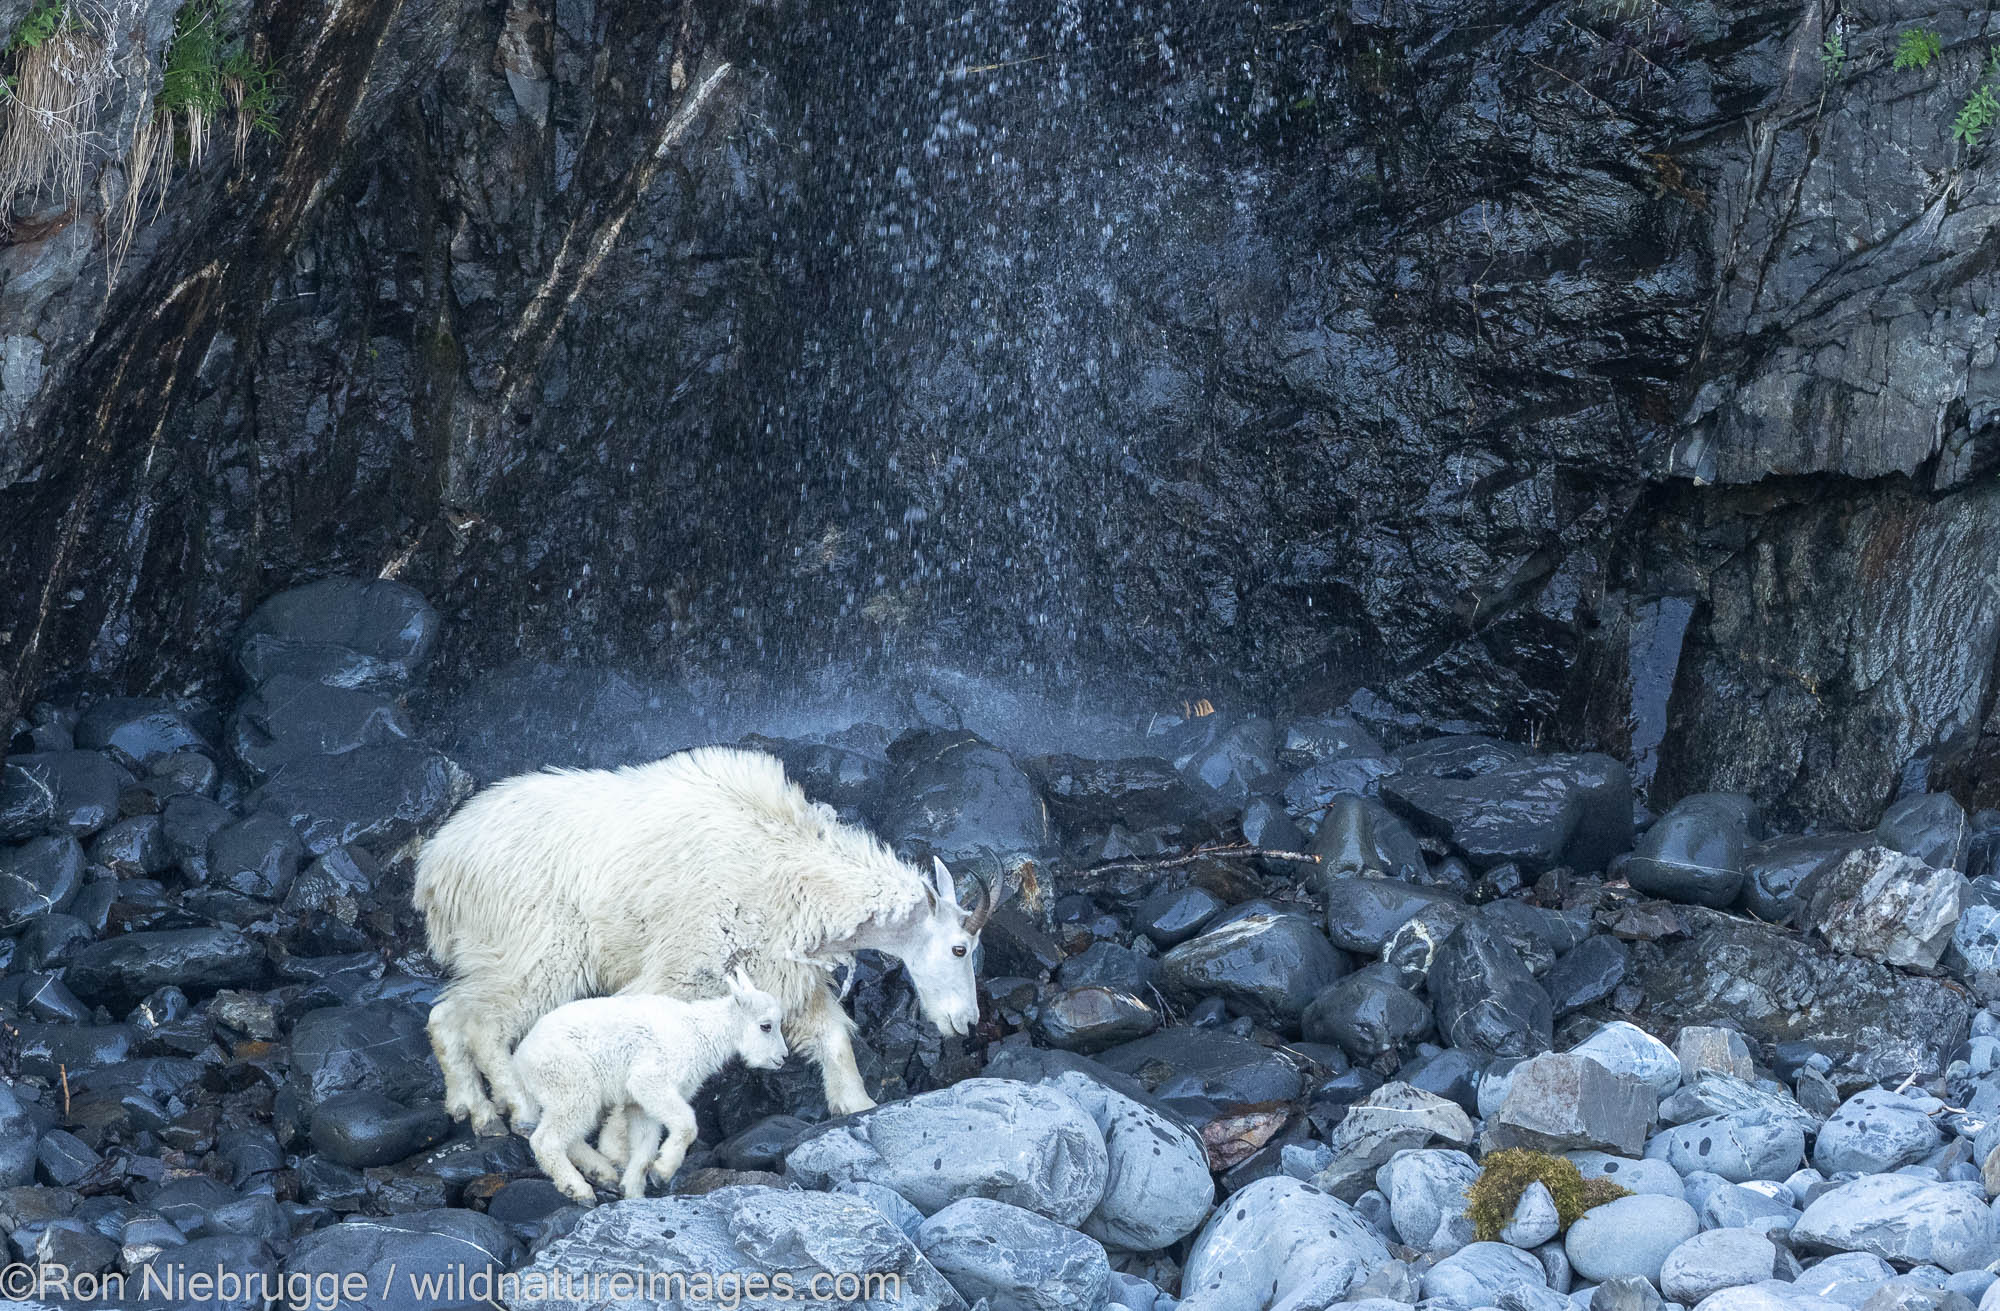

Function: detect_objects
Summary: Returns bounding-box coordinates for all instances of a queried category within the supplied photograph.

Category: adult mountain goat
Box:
[415,746,993,1134]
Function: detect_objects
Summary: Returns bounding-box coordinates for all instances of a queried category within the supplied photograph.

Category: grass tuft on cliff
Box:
[0,0,108,217]
[1465,1149,1631,1242]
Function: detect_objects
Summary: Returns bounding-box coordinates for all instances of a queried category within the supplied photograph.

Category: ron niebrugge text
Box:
[1,1261,906,1308]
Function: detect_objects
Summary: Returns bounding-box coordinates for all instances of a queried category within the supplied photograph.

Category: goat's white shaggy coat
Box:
[415,746,984,1133]
[512,975,787,1203]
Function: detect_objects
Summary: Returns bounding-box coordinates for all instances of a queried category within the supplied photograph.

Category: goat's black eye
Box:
[952,944,968,958]
[760,1022,773,1032]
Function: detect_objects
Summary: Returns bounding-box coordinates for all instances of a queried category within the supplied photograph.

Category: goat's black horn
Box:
[962,873,994,935]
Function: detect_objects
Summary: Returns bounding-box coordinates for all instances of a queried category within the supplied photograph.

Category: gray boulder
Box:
[1313,1082,1475,1200]
[1659,1229,1776,1305]
[1793,1175,1997,1274]
[1812,1090,1943,1174]
[1423,1242,1549,1308]
[1676,1027,1755,1083]
[1564,1194,1699,1284]
[915,1197,1107,1311]
[1037,1069,1212,1252]
[1646,1110,1805,1183]
[504,1185,965,1311]
[1376,1148,1479,1251]
[289,1209,513,1311]
[1569,1021,1682,1097]
[1805,846,1964,969]
[1484,1053,1656,1157]
[1176,1176,1390,1311]
[784,1078,1108,1226]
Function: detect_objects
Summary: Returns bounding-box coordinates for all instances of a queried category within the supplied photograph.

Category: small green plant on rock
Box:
[112,0,281,265]
[1894,28,1943,71]
[1819,34,1846,80]
[1955,84,1999,146]
[1464,1149,1632,1242]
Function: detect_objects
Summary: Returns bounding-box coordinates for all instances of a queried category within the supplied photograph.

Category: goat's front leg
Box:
[795,983,875,1116]
[620,1110,664,1200]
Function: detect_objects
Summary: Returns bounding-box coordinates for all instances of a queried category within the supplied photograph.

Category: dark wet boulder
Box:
[1320,875,1456,954]
[1176,716,1281,809]
[1283,757,1403,826]
[1543,934,1629,1016]
[73,698,213,770]
[877,729,1053,869]
[88,814,169,876]
[1134,884,1224,948]
[1279,713,1387,770]
[285,1001,443,1112]
[310,1092,454,1168]
[161,793,234,881]
[65,927,267,1008]
[1023,753,1205,838]
[1303,963,1435,1059]
[0,834,84,930]
[234,577,441,690]
[1877,792,1972,871]
[1380,899,1476,987]
[1804,844,1963,969]
[206,811,305,900]
[14,1022,137,1082]
[1637,908,1973,1081]
[0,1083,38,1186]
[1160,913,1350,1029]
[1426,921,1552,1059]
[227,675,415,783]
[247,742,461,855]
[1397,735,1528,778]
[1055,941,1158,994]
[1477,899,1587,978]
[1096,1027,1306,1104]
[1743,833,1871,924]
[1381,753,1632,875]
[1626,794,1756,909]
[1310,795,1427,880]
[1,750,132,837]
[0,758,55,840]
[1035,985,1162,1053]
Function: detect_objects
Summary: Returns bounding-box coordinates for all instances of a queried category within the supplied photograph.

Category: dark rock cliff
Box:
[1,0,1996,828]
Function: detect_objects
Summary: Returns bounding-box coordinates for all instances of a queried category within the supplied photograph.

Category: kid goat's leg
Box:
[618,1109,664,1200]
[795,984,875,1116]
[627,1064,700,1191]
[526,1097,601,1206]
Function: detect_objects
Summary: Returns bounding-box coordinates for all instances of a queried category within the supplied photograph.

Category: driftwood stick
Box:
[1088,843,1322,876]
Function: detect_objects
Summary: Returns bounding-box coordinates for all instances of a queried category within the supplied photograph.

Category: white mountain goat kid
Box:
[414,746,994,1134]
[512,969,786,1203]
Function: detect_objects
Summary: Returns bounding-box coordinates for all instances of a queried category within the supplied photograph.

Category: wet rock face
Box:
[2,0,1996,831]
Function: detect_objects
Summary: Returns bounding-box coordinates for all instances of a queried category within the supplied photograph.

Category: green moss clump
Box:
[1465,1149,1632,1242]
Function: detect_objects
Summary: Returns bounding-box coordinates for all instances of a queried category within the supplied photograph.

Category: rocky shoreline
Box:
[2,577,1999,1311]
